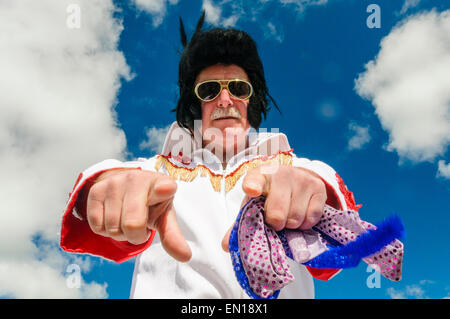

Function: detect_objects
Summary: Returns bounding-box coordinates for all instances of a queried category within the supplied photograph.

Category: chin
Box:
[202,121,250,158]
[211,119,242,131]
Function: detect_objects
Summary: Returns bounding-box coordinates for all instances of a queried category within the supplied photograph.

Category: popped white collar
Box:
[160,121,292,171]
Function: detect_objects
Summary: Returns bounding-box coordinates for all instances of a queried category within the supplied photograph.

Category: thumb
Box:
[154,204,192,263]
[147,176,178,207]
[222,195,251,253]
[221,225,233,252]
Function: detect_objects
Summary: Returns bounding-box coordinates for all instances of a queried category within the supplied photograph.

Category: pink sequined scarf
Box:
[229,196,405,299]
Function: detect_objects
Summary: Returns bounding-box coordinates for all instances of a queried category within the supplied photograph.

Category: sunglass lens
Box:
[197,82,221,101]
[228,81,251,99]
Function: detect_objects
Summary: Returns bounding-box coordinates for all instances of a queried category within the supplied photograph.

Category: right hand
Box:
[85,169,192,262]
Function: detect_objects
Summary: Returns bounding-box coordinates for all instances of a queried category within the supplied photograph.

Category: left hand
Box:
[222,164,327,251]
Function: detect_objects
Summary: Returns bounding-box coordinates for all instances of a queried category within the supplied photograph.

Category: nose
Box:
[216,86,233,108]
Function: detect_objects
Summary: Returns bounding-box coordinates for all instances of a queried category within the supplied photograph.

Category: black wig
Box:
[173,11,280,133]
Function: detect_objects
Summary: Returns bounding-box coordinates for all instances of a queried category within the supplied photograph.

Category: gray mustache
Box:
[210,107,242,120]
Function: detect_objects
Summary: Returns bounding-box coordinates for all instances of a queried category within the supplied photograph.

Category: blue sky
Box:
[1,0,448,299]
[77,0,450,299]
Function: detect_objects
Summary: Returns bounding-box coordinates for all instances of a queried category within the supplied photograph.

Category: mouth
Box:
[213,116,239,121]
[211,108,242,121]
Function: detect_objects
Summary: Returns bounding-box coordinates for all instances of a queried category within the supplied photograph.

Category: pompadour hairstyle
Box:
[173,11,280,133]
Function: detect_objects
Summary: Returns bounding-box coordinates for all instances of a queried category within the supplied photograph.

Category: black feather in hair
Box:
[179,17,187,48]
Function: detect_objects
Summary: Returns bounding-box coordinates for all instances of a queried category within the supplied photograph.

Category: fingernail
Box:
[246,181,261,193]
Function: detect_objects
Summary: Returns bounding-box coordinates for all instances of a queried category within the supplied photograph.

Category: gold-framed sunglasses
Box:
[194,79,253,102]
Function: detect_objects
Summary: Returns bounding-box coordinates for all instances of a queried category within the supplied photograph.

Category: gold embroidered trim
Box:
[155,156,222,192]
[154,151,293,193]
[224,153,293,193]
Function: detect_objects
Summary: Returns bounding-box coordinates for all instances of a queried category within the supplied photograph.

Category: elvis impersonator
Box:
[60,12,364,298]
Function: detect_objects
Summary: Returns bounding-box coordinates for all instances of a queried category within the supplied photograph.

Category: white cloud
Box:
[202,0,240,27]
[222,14,240,28]
[139,125,171,155]
[264,22,284,43]
[0,0,131,298]
[405,285,426,298]
[347,123,371,151]
[279,0,328,13]
[133,0,329,37]
[400,0,422,14]
[133,0,241,28]
[386,280,450,299]
[203,0,221,25]
[386,287,407,299]
[355,10,450,165]
[437,160,450,179]
[387,285,426,299]
[0,242,107,299]
[133,0,179,27]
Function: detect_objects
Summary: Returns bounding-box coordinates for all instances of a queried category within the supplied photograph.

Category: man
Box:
[60,12,359,298]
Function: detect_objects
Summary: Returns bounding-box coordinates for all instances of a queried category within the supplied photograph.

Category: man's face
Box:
[195,64,251,159]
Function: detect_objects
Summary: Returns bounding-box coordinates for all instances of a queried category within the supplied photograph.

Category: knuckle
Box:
[286,210,305,229]
[295,169,322,185]
[127,232,149,245]
[310,176,325,191]
[106,227,122,237]
[308,214,321,226]
[104,213,122,236]
[122,217,146,232]
[88,218,104,234]
[86,207,103,233]
[87,210,101,225]
[285,218,301,229]
[106,175,123,191]
[314,178,326,192]
[124,169,141,182]
[90,224,104,235]
[265,211,285,230]
[311,209,323,221]
[304,211,322,228]
[89,182,107,200]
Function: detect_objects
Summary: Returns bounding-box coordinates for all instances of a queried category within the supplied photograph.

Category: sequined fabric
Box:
[235,196,294,298]
[229,196,405,299]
